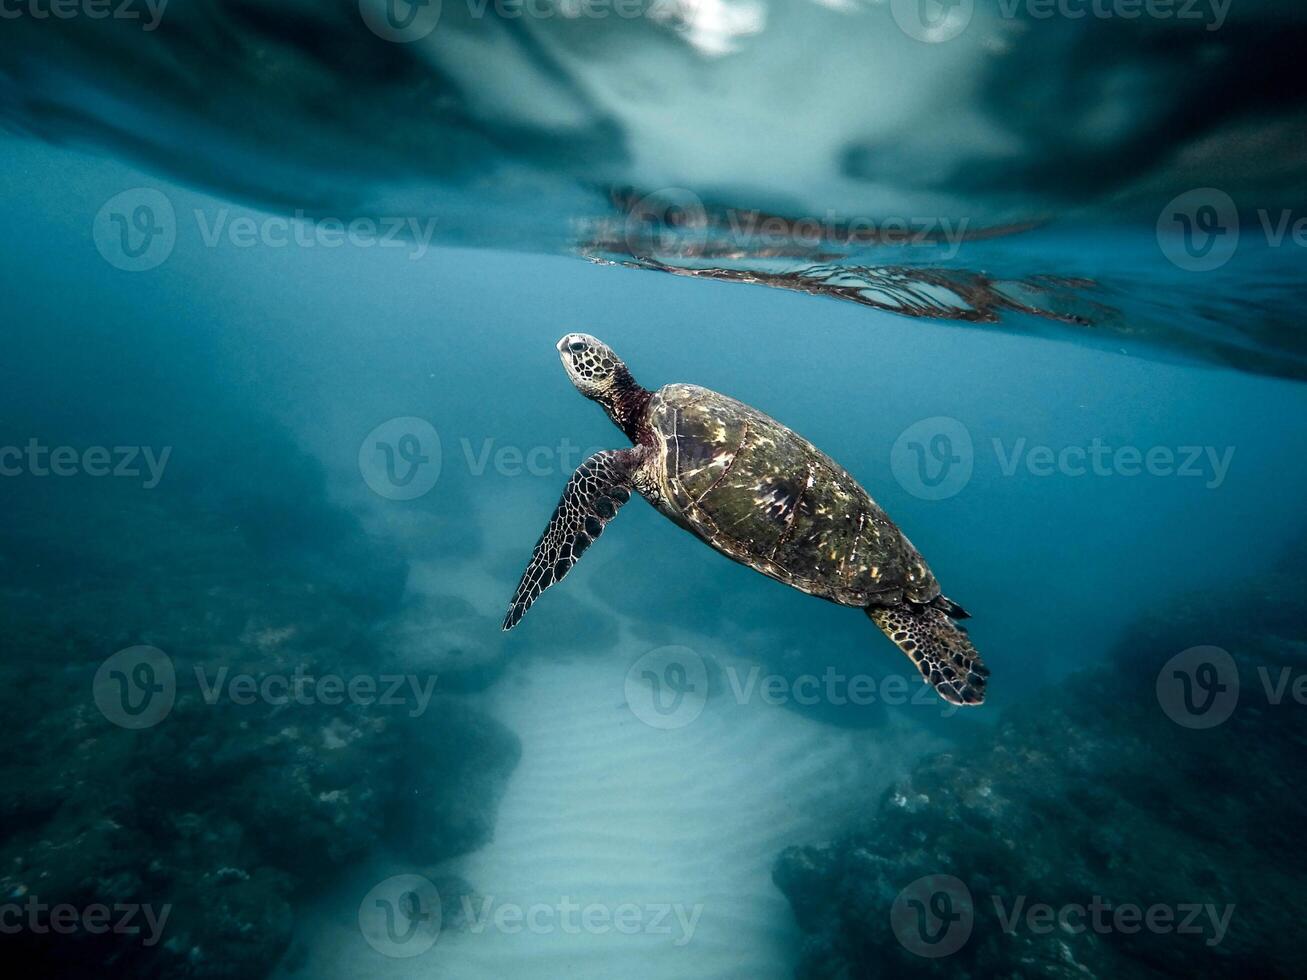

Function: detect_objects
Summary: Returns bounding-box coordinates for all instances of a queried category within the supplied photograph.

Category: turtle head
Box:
[557,333,627,400]
[556,333,650,438]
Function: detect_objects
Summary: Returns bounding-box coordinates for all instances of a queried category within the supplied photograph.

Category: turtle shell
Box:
[647,384,939,607]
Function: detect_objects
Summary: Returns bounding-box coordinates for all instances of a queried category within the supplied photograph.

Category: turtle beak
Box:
[556,336,575,371]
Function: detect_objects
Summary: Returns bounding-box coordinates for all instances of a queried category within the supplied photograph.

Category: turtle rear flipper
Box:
[868,603,988,706]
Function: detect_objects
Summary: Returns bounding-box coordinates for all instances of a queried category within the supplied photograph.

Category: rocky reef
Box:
[775,542,1307,978]
[0,435,520,978]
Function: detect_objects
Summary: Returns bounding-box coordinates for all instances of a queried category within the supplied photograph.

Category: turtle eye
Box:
[568,341,588,353]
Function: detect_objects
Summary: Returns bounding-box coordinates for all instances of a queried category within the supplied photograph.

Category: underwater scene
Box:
[2,1,1307,977]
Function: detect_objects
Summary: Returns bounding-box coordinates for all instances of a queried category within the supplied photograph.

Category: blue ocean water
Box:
[3,5,1306,978]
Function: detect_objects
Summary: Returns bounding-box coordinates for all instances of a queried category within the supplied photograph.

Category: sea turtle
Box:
[502,334,989,706]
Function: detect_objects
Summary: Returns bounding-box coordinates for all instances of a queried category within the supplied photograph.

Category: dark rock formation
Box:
[376,592,510,693]
[775,549,1307,978]
[0,467,518,979]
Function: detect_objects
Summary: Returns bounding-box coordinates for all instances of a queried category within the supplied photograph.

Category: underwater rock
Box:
[0,656,299,978]
[387,698,522,865]
[775,553,1307,979]
[0,477,518,978]
[376,593,509,693]
[425,873,480,932]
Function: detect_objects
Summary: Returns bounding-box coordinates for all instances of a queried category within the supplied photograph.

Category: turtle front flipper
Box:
[503,447,645,631]
[867,601,989,706]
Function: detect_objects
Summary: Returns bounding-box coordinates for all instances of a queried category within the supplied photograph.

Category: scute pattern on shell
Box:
[649,384,939,607]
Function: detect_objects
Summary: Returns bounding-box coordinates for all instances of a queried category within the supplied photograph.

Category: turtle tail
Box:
[867,602,988,706]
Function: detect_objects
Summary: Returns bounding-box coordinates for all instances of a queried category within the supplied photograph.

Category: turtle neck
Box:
[600,367,652,443]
